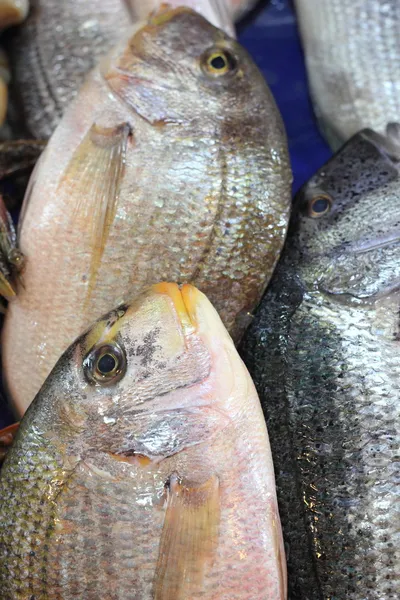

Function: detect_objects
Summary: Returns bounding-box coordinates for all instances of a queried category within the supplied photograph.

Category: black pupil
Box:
[97,353,117,375]
[211,55,227,70]
[312,197,329,213]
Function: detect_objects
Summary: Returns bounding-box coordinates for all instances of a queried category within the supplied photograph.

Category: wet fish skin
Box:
[0,283,286,600]
[9,0,243,139]
[294,0,400,149]
[240,128,400,599]
[3,7,291,415]
[9,0,135,138]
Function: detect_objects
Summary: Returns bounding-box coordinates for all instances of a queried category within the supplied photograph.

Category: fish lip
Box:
[151,282,198,334]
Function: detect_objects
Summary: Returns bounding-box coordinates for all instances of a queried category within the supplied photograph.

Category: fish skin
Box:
[294,0,400,149]
[240,128,400,599]
[8,0,245,139]
[2,7,291,415]
[0,283,287,600]
[8,0,135,138]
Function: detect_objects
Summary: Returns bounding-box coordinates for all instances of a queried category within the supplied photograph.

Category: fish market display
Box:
[9,0,250,139]
[0,282,287,600]
[241,127,400,599]
[294,0,400,149]
[2,6,291,415]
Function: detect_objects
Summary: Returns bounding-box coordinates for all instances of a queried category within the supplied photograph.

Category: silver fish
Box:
[294,0,400,149]
[241,126,400,599]
[0,282,287,600]
[9,0,239,139]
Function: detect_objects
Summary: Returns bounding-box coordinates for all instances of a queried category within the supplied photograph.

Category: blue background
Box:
[238,0,332,193]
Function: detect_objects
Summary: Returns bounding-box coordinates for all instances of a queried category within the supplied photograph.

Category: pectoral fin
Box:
[154,473,220,600]
[59,123,130,304]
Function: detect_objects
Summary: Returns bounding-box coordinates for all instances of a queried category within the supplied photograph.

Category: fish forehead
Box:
[134,6,227,51]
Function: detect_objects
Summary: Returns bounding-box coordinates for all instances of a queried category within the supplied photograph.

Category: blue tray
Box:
[238,0,332,193]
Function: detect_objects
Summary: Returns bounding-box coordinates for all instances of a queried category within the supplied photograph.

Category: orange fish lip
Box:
[151,282,199,333]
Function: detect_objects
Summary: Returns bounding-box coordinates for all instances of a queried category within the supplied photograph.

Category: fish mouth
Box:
[151,282,199,334]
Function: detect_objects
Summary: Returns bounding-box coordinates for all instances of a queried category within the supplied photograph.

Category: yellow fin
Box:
[59,123,130,308]
[154,473,220,600]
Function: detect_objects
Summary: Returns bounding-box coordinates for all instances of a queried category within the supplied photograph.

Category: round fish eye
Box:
[308,193,333,218]
[84,343,126,385]
[8,248,25,270]
[201,48,238,77]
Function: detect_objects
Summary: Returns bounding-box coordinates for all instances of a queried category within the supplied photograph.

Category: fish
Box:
[2,6,292,415]
[8,0,248,139]
[0,0,28,29]
[240,126,400,599]
[0,282,287,600]
[294,0,400,149]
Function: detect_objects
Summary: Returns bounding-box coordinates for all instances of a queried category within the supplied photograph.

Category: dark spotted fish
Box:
[241,126,400,599]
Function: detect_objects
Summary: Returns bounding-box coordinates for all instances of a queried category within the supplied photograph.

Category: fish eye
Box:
[201,48,238,77]
[8,248,25,270]
[308,193,333,218]
[84,343,126,385]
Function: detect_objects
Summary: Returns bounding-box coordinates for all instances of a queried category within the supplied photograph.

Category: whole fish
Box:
[294,0,400,149]
[0,282,287,600]
[241,127,400,599]
[2,6,291,415]
[9,0,250,139]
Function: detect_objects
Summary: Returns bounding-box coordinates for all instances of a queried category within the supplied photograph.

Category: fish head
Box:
[103,6,269,128]
[35,283,235,464]
[292,128,400,302]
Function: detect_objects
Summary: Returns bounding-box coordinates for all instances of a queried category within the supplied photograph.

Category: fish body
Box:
[9,0,245,139]
[241,127,400,599]
[0,282,286,599]
[294,0,400,149]
[2,7,291,415]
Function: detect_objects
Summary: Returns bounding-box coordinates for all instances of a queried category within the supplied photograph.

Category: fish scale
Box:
[294,0,400,149]
[0,283,286,598]
[45,463,163,599]
[241,129,400,599]
[8,0,247,139]
[3,8,291,415]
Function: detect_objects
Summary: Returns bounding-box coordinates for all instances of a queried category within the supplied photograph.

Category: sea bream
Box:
[294,0,400,149]
[2,6,291,415]
[8,0,251,139]
[241,126,400,599]
[0,282,287,600]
